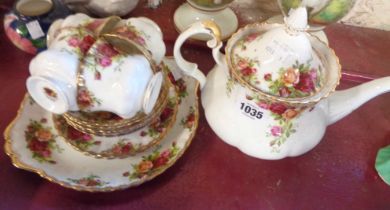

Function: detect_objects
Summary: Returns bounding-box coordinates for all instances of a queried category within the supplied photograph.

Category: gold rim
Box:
[3,78,200,192]
[173,14,233,42]
[64,79,169,127]
[225,22,341,107]
[186,1,233,12]
[63,74,171,136]
[102,33,159,74]
[75,29,160,112]
[56,89,180,159]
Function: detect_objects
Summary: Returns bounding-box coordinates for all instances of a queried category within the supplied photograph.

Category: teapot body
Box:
[202,64,328,159]
[173,20,341,160]
[174,17,390,160]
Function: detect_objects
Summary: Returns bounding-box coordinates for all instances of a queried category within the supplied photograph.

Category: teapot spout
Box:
[327,76,390,125]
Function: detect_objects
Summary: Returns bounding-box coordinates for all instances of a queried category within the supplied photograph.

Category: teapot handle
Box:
[174,20,224,89]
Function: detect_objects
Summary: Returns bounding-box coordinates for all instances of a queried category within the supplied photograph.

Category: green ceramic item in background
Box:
[279,0,356,29]
[375,145,390,186]
[311,0,356,25]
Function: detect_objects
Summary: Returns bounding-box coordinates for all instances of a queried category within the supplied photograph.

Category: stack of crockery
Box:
[26,14,181,159]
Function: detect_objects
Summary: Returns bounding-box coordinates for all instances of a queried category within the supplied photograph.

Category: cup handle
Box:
[173,20,224,89]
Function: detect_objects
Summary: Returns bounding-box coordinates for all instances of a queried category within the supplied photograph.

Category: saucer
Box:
[4,59,199,192]
[174,3,238,41]
[53,82,179,159]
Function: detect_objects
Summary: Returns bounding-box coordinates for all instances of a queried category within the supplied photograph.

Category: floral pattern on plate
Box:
[181,107,196,131]
[123,143,180,180]
[4,62,199,191]
[25,118,63,164]
[54,116,102,151]
[165,64,188,105]
[68,174,109,187]
[53,85,179,159]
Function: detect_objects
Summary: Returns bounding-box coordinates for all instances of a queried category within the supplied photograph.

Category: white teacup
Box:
[27,46,162,119]
[27,14,166,119]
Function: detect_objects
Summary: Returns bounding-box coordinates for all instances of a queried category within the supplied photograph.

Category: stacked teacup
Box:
[26,14,179,158]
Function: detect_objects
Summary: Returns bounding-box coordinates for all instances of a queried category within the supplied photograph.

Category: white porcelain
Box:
[174,3,238,41]
[55,78,179,158]
[63,0,139,17]
[5,69,199,191]
[174,14,390,160]
[114,16,166,64]
[27,14,166,119]
[266,15,329,45]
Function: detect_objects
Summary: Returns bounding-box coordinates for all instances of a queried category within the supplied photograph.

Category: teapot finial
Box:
[284,7,309,34]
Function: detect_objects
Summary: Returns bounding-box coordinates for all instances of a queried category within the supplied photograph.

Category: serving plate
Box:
[4,58,199,192]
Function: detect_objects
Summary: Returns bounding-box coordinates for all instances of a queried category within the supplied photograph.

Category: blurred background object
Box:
[63,0,139,17]
[231,0,389,31]
[147,0,162,8]
[341,0,390,31]
[3,0,71,54]
[174,0,238,41]
[230,0,280,23]
[278,0,357,31]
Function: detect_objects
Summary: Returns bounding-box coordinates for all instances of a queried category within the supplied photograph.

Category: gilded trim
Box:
[3,78,200,192]
[63,74,171,137]
[56,89,180,159]
[225,22,341,107]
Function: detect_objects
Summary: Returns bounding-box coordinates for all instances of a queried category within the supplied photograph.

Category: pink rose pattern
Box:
[68,175,108,187]
[84,39,122,81]
[245,95,310,152]
[53,115,101,151]
[235,56,260,85]
[113,24,147,47]
[227,33,324,152]
[107,141,136,157]
[76,88,102,111]
[268,61,321,98]
[181,106,196,131]
[24,118,62,164]
[235,32,260,50]
[140,97,177,138]
[122,142,179,180]
[163,63,188,104]
[64,32,96,57]
[233,33,322,98]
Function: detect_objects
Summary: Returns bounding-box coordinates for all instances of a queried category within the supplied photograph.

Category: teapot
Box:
[174,8,390,159]
[27,14,166,119]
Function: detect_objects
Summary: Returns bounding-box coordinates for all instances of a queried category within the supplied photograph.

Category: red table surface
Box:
[1,1,390,209]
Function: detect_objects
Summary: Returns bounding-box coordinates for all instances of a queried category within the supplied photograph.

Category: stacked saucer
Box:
[4,14,200,191]
[5,58,200,191]
[62,71,172,137]
[55,65,180,159]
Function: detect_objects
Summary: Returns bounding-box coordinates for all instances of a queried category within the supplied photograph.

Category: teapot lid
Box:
[228,7,327,99]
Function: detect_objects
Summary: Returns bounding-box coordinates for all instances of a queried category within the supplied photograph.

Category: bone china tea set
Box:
[4,2,390,191]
